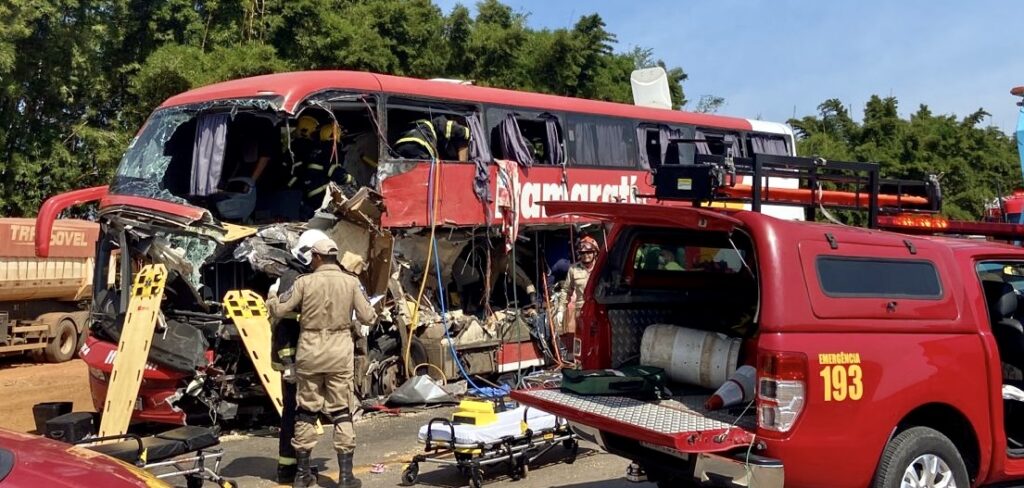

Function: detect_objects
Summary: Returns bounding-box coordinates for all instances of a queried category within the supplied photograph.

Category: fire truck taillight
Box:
[757,351,807,434]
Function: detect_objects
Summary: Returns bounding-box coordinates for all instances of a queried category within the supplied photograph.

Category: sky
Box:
[433,0,1024,134]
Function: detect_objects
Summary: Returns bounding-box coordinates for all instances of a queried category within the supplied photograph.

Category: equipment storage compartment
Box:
[514,223,761,453]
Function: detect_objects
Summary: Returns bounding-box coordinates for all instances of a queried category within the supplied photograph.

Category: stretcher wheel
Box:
[400,463,419,486]
[186,475,204,488]
[516,458,529,480]
[468,467,485,488]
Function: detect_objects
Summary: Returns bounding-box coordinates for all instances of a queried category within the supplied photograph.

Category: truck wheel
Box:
[873,426,969,488]
[45,319,78,363]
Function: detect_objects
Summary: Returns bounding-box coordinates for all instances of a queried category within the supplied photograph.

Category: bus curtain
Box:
[749,134,790,155]
[466,113,493,206]
[190,113,229,196]
[498,113,536,167]
[542,114,564,165]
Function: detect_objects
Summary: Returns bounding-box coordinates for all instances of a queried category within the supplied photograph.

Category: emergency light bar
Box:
[652,154,941,228]
[878,214,1024,240]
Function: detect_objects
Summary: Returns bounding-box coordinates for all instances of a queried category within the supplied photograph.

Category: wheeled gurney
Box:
[401,405,578,488]
[82,426,235,488]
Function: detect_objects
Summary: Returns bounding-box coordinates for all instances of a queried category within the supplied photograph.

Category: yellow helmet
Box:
[294,116,319,139]
[319,122,345,142]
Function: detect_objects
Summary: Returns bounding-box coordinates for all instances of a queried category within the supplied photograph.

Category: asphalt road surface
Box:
[199,407,656,488]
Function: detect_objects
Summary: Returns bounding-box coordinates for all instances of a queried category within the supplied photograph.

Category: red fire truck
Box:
[32,71,803,426]
[512,154,1024,487]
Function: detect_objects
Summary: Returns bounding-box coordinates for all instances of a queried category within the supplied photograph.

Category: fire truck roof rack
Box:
[651,154,942,228]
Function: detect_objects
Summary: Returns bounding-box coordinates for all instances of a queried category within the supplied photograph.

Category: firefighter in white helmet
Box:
[268,232,376,488]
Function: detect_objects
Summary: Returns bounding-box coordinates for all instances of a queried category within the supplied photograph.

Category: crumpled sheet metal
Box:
[386,375,457,406]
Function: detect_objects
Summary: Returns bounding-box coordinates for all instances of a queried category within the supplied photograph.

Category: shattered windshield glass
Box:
[109,99,279,205]
[110,108,193,204]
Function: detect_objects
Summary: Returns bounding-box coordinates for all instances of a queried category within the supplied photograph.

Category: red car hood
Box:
[0,428,168,487]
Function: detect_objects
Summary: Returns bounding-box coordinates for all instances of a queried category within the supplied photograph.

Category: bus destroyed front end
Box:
[74,98,551,426]
[75,98,397,425]
[85,182,392,425]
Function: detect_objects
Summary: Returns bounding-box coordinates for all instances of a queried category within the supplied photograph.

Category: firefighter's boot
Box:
[293,450,314,488]
[277,462,297,484]
[337,451,362,488]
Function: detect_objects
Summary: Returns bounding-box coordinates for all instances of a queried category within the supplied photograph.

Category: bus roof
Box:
[160,70,755,132]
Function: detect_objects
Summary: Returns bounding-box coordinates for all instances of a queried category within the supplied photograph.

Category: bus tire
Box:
[44,319,78,363]
[873,426,969,488]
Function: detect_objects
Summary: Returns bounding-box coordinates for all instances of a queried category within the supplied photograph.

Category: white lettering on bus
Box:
[495,175,644,220]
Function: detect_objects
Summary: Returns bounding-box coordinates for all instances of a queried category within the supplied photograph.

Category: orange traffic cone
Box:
[705,365,756,411]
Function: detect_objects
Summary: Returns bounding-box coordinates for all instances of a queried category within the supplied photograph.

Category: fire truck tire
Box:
[44,319,77,363]
[872,426,970,488]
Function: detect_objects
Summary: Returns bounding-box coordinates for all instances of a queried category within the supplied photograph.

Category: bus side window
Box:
[696,129,741,157]
[566,114,636,168]
[386,99,478,162]
[639,124,695,169]
[486,108,564,165]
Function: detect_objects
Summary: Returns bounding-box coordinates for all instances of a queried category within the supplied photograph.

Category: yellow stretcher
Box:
[98,264,167,438]
[402,402,578,488]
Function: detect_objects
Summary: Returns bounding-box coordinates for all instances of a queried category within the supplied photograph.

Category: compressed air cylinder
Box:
[639,324,741,389]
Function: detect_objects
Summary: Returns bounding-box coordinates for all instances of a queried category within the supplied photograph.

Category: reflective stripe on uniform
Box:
[278,347,295,358]
[361,156,378,168]
[278,456,296,466]
[288,176,298,187]
[396,136,437,160]
[306,184,328,197]
[328,164,341,177]
[306,164,325,171]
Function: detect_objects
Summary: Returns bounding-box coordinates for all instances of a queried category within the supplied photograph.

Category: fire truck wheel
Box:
[873,426,970,488]
[44,319,77,363]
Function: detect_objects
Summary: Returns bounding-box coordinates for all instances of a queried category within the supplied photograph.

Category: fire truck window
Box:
[566,114,637,168]
[817,257,942,298]
[633,243,745,273]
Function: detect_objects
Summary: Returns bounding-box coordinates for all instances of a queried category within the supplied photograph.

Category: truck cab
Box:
[512,195,1024,487]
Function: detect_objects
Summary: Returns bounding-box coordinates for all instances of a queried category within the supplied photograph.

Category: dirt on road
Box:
[0,358,93,433]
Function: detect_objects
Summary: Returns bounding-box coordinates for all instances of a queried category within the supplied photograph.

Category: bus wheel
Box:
[873,426,969,488]
[45,319,78,363]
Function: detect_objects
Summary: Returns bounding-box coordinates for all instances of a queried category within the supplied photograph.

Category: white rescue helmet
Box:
[292,229,331,266]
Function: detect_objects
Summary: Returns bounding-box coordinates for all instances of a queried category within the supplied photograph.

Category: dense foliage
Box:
[0,1,1017,218]
[789,97,1020,220]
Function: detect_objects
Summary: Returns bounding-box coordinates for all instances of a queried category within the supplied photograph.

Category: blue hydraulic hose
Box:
[426,157,485,394]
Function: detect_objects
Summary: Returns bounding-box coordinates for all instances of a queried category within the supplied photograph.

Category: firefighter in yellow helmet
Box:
[267,236,376,488]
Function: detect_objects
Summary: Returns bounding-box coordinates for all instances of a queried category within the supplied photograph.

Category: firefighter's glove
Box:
[281,364,296,384]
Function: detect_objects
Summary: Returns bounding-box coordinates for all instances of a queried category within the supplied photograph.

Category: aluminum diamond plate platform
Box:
[513,389,756,453]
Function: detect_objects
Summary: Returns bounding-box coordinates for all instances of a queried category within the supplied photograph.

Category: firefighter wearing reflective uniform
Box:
[269,265,303,483]
[393,116,471,161]
[556,236,600,336]
[267,237,377,488]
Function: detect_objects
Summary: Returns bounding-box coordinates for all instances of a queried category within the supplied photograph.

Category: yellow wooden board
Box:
[98,264,167,438]
[224,290,284,416]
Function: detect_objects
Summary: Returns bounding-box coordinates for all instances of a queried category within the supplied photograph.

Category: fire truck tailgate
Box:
[511,389,756,453]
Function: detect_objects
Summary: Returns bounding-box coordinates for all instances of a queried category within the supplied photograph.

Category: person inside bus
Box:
[393,116,471,161]
[213,115,282,221]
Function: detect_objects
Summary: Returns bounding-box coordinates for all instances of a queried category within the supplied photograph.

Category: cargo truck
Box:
[0,218,102,363]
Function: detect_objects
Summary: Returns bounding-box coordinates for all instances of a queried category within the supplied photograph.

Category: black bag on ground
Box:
[561,365,668,399]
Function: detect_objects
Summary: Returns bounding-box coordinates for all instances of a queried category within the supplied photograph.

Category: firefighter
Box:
[556,236,600,336]
[267,236,377,488]
[268,230,327,483]
[288,116,329,212]
[393,116,471,161]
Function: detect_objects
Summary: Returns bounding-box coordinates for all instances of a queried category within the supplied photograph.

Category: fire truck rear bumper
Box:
[571,421,784,488]
[692,451,784,488]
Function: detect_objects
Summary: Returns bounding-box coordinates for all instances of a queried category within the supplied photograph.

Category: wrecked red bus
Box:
[36,70,804,426]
